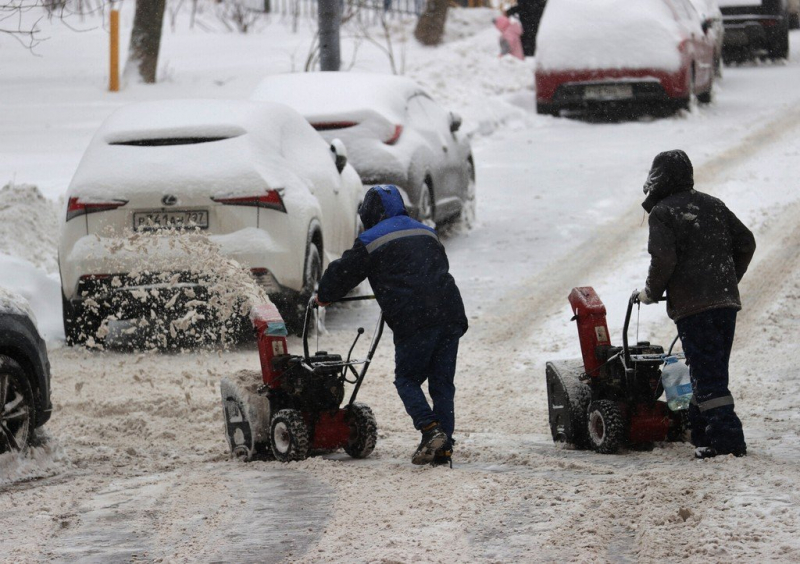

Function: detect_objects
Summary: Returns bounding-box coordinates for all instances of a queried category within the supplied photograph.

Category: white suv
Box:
[59,99,363,344]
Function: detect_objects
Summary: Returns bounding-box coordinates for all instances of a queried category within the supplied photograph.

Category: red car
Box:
[535,0,717,116]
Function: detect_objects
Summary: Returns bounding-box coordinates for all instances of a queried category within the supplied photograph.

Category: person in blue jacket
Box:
[316,185,468,466]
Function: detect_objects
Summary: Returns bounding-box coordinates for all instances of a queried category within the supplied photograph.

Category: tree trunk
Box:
[124,0,167,84]
[414,0,448,46]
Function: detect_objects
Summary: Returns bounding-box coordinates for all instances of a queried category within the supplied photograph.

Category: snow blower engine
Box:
[545,287,686,454]
[221,296,383,462]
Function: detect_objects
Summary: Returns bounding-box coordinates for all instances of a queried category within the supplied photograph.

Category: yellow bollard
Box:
[109,9,119,92]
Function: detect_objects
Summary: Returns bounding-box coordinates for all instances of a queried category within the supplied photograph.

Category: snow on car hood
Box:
[67,99,326,202]
[0,285,37,323]
[536,0,684,73]
[251,72,423,125]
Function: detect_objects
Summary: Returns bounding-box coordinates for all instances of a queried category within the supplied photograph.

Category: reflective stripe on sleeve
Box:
[365,228,439,254]
[698,395,734,412]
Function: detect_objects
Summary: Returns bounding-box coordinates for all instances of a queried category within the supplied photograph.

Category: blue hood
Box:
[359,185,408,229]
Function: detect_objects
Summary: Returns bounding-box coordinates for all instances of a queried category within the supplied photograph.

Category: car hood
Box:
[536,0,685,73]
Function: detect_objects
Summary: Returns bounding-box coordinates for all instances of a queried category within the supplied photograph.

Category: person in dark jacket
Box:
[316,185,468,466]
[637,150,756,459]
[505,0,547,57]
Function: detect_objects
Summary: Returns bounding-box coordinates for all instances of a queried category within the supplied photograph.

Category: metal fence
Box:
[242,0,425,17]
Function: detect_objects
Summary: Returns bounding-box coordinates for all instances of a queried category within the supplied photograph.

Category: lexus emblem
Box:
[162,194,178,206]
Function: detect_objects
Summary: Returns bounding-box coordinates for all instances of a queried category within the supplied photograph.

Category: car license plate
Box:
[133,210,209,231]
[583,84,633,101]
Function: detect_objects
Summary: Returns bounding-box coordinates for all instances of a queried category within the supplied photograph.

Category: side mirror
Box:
[701,18,712,34]
[330,139,347,174]
[449,112,462,133]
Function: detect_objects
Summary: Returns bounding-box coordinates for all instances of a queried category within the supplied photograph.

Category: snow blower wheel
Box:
[270,409,310,462]
[587,400,625,454]
[344,403,378,459]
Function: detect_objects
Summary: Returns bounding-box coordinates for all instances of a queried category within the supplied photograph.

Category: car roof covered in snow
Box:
[0,286,36,323]
[536,0,686,73]
[68,99,337,201]
[251,72,426,124]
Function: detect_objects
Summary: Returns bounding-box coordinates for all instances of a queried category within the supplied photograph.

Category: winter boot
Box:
[694,445,747,459]
[431,438,455,468]
[412,422,447,465]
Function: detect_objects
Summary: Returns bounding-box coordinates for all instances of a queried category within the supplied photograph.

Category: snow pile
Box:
[0,183,60,274]
[536,0,684,72]
[80,228,271,349]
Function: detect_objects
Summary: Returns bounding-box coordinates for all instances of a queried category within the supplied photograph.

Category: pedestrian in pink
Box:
[493,15,524,60]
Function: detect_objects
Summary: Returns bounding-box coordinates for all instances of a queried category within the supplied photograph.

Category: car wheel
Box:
[417,179,435,229]
[62,292,103,347]
[0,355,35,454]
[288,242,322,335]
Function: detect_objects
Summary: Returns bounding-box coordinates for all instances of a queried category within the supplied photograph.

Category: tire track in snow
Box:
[473,103,800,348]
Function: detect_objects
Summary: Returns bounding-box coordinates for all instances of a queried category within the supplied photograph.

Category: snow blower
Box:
[546,287,686,454]
[221,296,383,462]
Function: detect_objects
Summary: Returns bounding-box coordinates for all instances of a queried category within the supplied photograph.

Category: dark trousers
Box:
[394,324,462,443]
[677,308,746,454]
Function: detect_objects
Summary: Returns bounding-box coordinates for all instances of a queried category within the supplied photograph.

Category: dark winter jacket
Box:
[642,150,756,321]
[506,0,547,55]
[317,185,468,342]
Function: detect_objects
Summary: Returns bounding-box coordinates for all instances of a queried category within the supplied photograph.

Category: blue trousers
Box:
[393,324,462,443]
[677,308,746,454]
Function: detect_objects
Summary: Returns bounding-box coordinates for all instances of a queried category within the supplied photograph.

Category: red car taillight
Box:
[66,197,128,221]
[211,190,286,213]
[384,124,403,145]
[312,121,358,131]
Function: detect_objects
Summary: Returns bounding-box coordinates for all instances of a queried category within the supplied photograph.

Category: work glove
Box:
[315,294,330,308]
[637,289,655,305]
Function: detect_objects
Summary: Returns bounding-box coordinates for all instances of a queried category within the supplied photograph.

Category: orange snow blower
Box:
[221,296,383,462]
[546,287,685,454]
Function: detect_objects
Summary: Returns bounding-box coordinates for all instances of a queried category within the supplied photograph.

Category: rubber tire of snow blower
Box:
[270,409,310,462]
[344,403,378,459]
[587,400,625,454]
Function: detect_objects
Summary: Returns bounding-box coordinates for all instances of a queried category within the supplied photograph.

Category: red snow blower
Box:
[221,296,383,462]
[546,287,686,454]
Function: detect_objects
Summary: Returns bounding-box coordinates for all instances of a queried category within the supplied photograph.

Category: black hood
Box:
[359,185,408,230]
[642,150,694,213]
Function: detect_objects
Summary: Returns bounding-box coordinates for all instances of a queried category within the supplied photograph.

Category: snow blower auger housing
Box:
[221,296,383,462]
[546,287,685,454]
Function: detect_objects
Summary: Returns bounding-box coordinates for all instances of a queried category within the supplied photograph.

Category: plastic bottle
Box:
[661,355,692,411]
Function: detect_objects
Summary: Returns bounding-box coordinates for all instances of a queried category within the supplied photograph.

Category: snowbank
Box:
[0,183,60,275]
[536,0,684,72]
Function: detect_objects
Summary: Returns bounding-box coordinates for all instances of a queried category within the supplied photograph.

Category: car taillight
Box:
[66,197,128,221]
[384,124,403,145]
[211,190,286,213]
[312,121,358,131]
[760,19,778,27]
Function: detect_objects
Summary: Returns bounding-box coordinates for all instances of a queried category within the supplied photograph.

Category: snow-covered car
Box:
[0,288,51,453]
[58,99,364,342]
[535,0,717,115]
[251,72,475,228]
[690,0,725,75]
[719,0,790,60]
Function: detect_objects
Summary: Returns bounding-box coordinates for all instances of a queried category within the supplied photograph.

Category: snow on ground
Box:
[1,6,800,563]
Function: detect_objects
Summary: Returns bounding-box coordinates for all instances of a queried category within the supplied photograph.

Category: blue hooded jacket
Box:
[317,185,468,341]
